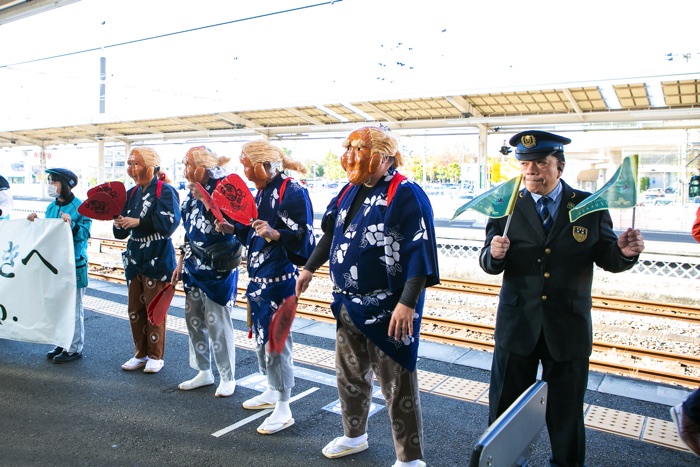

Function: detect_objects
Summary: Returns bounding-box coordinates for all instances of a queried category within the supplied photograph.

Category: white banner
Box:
[0,219,76,348]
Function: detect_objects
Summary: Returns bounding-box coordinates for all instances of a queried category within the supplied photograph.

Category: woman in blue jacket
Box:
[28,168,92,363]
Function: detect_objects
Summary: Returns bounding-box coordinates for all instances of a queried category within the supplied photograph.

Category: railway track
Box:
[88,237,700,388]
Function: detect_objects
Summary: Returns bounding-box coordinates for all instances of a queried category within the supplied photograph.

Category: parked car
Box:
[643,188,665,198]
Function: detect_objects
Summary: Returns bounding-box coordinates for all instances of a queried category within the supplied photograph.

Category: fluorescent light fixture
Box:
[341,102,375,121]
[315,104,349,123]
[645,81,665,107]
[599,85,621,110]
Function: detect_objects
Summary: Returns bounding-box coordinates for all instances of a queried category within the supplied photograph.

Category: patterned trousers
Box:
[335,305,424,463]
[127,274,168,360]
[184,287,236,382]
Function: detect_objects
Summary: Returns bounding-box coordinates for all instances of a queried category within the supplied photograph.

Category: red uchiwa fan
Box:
[268,296,297,354]
[212,173,258,225]
[147,283,175,326]
[79,181,126,220]
[196,182,225,224]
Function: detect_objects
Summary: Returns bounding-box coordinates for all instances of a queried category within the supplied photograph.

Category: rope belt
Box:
[250,271,298,284]
[332,286,391,298]
[130,233,165,243]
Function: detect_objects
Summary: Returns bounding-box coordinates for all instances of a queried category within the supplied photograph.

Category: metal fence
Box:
[436,239,700,280]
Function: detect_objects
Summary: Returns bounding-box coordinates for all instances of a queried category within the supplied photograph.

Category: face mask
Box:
[47,184,60,198]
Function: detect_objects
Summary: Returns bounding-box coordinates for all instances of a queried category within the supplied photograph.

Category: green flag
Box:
[569,155,638,223]
[451,175,522,221]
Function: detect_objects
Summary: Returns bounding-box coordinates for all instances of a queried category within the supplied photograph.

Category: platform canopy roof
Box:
[2,75,700,149]
[2,1,700,149]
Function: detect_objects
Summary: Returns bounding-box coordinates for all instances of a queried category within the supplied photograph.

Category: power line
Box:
[0,0,342,69]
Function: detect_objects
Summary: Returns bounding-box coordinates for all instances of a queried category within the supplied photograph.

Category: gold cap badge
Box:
[521,135,536,148]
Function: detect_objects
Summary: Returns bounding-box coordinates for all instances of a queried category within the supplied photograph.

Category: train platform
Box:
[1,279,698,467]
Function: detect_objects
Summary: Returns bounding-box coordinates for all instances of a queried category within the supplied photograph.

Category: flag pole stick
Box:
[632,206,636,230]
[503,213,514,237]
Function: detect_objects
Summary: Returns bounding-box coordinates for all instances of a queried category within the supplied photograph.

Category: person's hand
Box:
[388,303,415,342]
[215,219,235,235]
[295,269,313,297]
[27,212,38,222]
[171,259,182,284]
[61,213,71,224]
[114,216,140,229]
[490,235,510,260]
[618,228,645,257]
[252,219,280,241]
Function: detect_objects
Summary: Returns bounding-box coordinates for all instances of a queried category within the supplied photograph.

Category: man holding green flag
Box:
[478,130,645,467]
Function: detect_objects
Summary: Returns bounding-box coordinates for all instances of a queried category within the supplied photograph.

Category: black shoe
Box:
[46,346,64,359]
[52,351,82,364]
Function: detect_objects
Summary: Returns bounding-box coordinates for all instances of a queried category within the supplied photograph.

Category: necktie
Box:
[537,196,552,233]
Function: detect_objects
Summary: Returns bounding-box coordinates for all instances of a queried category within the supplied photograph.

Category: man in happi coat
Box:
[297,126,439,467]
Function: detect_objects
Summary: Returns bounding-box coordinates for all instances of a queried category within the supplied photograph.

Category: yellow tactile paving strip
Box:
[84,295,691,454]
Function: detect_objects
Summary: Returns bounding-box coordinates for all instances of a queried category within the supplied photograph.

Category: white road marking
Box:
[211,387,320,438]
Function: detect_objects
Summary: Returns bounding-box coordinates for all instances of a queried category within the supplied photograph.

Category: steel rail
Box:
[88,237,700,385]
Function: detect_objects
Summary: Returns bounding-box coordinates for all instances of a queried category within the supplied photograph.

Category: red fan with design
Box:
[79,181,126,220]
[88,181,126,208]
[78,193,121,220]
[196,182,225,224]
[147,283,175,326]
[212,173,257,226]
[268,296,297,354]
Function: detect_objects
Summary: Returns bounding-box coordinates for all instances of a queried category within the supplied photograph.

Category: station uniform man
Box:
[479,130,645,467]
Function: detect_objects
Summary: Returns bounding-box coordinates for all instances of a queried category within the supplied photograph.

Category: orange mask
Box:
[183,148,203,183]
[341,128,383,186]
[240,152,269,190]
[127,150,153,187]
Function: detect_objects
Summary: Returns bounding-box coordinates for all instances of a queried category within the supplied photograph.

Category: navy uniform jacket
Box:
[479,180,637,361]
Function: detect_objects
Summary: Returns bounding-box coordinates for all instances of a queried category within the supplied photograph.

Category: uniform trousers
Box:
[255,332,294,391]
[68,287,85,354]
[184,287,236,382]
[127,274,168,360]
[335,305,424,463]
[489,332,589,467]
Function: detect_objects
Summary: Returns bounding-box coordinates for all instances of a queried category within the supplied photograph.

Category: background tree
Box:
[321,150,344,181]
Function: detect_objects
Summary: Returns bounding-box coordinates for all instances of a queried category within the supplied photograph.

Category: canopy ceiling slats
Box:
[2,78,700,148]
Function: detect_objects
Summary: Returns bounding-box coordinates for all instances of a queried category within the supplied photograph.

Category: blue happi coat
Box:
[45,195,92,288]
[181,176,239,307]
[323,167,439,371]
[113,177,181,282]
[235,173,316,345]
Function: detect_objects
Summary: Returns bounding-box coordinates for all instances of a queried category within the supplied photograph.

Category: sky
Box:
[1,0,699,131]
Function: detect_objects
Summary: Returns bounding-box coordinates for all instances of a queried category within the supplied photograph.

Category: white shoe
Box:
[179,370,215,390]
[391,460,426,467]
[242,392,277,409]
[215,380,236,397]
[121,357,148,371]
[143,358,164,373]
[256,416,295,434]
[322,436,369,459]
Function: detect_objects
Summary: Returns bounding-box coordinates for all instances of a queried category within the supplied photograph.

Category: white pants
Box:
[68,288,85,354]
[184,287,236,382]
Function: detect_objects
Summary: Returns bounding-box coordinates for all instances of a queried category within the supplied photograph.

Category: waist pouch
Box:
[189,238,243,271]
